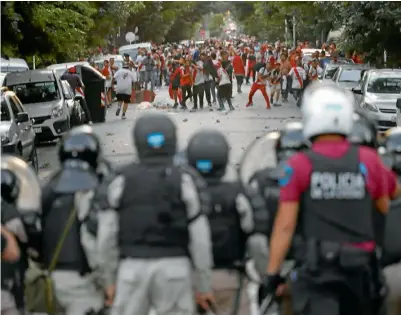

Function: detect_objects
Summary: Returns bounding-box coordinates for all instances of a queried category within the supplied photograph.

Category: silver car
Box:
[331,64,372,91]
[3,70,84,142]
[352,69,401,131]
[1,88,38,172]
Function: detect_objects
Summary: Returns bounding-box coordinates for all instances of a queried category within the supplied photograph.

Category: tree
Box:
[209,13,225,38]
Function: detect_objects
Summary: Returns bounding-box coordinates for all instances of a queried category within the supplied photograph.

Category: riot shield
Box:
[1,155,41,213]
[238,131,280,188]
[52,160,99,193]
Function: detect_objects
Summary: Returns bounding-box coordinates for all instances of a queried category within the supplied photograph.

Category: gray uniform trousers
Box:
[111,257,194,315]
[51,271,104,315]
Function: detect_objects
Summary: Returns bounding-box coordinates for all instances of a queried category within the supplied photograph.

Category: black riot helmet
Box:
[1,169,20,203]
[133,113,177,160]
[58,125,101,169]
[276,122,308,162]
[349,110,379,149]
[186,129,229,178]
[383,127,401,174]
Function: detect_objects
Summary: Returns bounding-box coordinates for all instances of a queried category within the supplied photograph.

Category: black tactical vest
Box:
[251,168,280,237]
[118,163,188,259]
[42,193,90,274]
[383,188,401,266]
[206,181,247,269]
[301,146,374,243]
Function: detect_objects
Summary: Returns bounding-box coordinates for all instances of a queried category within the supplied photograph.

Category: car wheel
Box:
[29,145,39,173]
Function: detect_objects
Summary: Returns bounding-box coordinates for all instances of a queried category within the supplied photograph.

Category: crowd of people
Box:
[86,39,354,117]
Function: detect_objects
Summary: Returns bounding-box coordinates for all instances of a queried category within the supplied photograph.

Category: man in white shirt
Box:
[288,59,307,101]
[136,49,146,89]
[114,62,136,119]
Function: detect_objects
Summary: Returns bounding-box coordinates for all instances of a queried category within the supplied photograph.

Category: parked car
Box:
[319,59,356,82]
[46,61,90,77]
[3,70,86,142]
[352,69,401,131]
[331,64,372,91]
[0,57,29,73]
[0,88,39,172]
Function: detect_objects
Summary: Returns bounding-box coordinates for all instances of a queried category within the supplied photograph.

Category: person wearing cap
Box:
[113,62,136,119]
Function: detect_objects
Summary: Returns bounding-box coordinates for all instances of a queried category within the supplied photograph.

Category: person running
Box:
[289,58,307,103]
[114,62,136,119]
[102,60,113,107]
[246,61,272,110]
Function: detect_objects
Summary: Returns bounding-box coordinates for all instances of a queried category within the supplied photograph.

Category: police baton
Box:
[259,293,275,315]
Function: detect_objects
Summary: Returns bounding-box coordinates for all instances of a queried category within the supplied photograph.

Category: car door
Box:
[60,80,75,114]
[7,94,28,157]
[354,72,368,107]
[13,95,35,154]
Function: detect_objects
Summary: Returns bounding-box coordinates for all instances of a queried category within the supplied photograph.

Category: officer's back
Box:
[97,113,215,315]
[187,129,269,315]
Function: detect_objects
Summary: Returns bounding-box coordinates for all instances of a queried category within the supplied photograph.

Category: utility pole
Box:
[292,15,296,48]
[285,18,289,47]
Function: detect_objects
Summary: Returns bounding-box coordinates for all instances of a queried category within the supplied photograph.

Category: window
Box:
[1,99,11,121]
[8,81,60,104]
[61,81,73,99]
[338,69,363,82]
[8,95,22,116]
[324,66,339,79]
[11,96,25,112]
[367,75,401,94]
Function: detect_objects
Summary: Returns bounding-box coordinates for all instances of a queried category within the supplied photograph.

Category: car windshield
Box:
[325,67,338,79]
[339,69,363,82]
[9,81,60,104]
[1,99,11,121]
[367,75,401,94]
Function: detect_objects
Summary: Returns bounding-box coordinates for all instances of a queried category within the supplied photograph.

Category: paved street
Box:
[37,82,302,181]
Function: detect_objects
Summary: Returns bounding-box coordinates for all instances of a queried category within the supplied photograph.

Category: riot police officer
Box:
[186,129,269,315]
[381,127,401,315]
[39,126,106,315]
[1,155,42,315]
[260,83,399,315]
[95,113,215,315]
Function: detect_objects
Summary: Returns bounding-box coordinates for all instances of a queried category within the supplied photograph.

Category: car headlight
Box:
[363,101,378,112]
[1,132,10,144]
[51,106,64,118]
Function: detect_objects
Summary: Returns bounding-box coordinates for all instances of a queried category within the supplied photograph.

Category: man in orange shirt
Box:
[102,60,112,107]
[232,49,245,93]
[179,58,192,109]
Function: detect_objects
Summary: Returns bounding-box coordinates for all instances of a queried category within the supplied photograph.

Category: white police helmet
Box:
[301,82,355,140]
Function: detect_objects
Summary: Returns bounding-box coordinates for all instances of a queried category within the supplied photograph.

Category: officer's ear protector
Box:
[186,130,230,177]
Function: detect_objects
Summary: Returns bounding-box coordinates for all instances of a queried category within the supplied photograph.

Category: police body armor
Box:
[118,163,189,259]
[250,167,280,238]
[383,186,401,266]
[42,191,90,274]
[206,181,246,269]
[302,146,374,243]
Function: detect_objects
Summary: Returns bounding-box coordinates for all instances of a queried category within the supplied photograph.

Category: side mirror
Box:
[352,88,363,95]
[397,98,401,110]
[16,112,29,123]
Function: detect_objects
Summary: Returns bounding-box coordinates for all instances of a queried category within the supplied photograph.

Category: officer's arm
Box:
[266,201,299,274]
[1,226,20,262]
[236,192,269,277]
[96,175,124,289]
[3,216,28,244]
[181,173,213,293]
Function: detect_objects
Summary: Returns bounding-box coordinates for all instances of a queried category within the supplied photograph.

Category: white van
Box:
[119,43,152,61]
[93,54,124,70]
[0,57,29,73]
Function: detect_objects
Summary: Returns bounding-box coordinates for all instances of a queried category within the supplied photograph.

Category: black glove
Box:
[258,274,285,305]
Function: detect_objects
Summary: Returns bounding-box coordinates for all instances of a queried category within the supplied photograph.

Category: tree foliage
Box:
[232,1,401,63]
[209,13,225,38]
[0,1,215,66]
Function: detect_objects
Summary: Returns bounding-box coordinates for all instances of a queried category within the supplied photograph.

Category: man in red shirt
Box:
[259,83,400,315]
